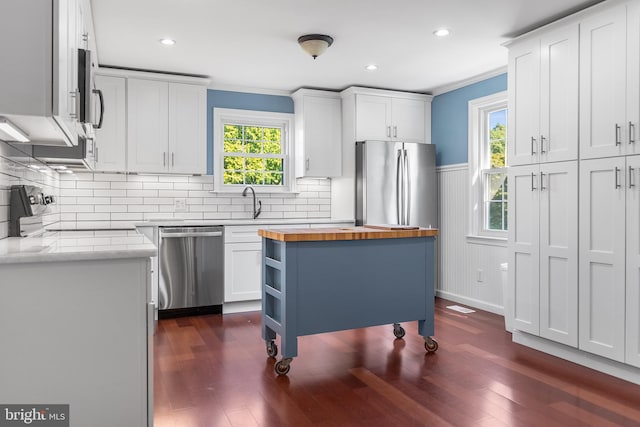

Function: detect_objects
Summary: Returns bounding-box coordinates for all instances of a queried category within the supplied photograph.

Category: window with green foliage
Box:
[214,109,294,192]
[484,109,507,231]
[223,124,284,186]
[468,92,508,239]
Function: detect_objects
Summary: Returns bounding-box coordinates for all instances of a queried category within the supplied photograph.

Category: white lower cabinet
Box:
[224,241,262,302]
[579,156,640,364]
[509,161,578,347]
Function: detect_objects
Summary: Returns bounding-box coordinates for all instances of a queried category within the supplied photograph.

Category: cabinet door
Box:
[539,161,578,347]
[127,79,169,173]
[539,25,579,163]
[224,242,262,302]
[508,164,540,335]
[297,95,342,177]
[355,94,392,141]
[168,83,206,174]
[53,0,80,145]
[94,75,126,172]
[627,2,640,156]
[579,6,627,159]
[392,98,426,143]
[578,157,626,361]
[508,39,540,166]
[626,155,640,367]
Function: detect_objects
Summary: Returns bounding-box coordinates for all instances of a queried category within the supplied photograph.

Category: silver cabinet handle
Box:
[615,167,621,188]
[163,152,166,166]
[540,172,546,190]
[396,149,402,223]
[615,124,622,146]
[531,136,537,155]
[95,146,99,163]
[630,122,636,144]
[630,166,635,188]
[387,126,391,138]
[172,152,175,167]
[305,158,310,170]
[540,135,546,153]
[531,172,537,191]
[393,126,398,138]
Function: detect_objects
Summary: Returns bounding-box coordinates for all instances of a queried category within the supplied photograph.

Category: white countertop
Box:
[133,218,354,227]
[0,230,157,264]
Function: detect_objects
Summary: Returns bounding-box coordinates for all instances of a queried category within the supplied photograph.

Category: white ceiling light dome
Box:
[297,34,334,59]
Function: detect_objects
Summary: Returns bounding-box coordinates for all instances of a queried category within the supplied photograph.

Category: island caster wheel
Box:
[393,324,406,339]
[274,358,292,376]
[424,337,439,353]
[266,341,278,358]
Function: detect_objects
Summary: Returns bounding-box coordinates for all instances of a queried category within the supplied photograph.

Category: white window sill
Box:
[208,189,300,195]
[466,234,507,247]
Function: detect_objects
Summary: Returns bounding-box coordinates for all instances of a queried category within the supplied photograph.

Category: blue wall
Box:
[431,73,507,166]
[207,90,294,174]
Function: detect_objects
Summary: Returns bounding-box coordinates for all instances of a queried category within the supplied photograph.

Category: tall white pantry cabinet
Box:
[508,0,640,377]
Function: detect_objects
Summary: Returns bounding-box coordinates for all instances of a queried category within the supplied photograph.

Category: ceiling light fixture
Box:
[433,28,450,38]
[365,64,378,71]
[0,117,30,142]
[159,38,176,46]
[297,34,334,59]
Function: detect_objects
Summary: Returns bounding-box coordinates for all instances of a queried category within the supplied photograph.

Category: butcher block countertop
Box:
[258,225,439,242]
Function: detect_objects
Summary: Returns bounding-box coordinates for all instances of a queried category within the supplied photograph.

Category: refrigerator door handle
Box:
[403,148,410,225]
[396,149,403,224]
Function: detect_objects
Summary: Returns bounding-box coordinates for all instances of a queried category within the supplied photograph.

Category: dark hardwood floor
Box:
[154,298,640,426]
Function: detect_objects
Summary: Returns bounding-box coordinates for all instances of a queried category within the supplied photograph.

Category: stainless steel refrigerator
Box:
[355,140,437,228]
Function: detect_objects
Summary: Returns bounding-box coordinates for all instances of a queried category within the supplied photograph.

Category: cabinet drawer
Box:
[224,225,263,243]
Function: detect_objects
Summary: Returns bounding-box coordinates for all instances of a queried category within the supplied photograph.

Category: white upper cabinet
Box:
[127,79,169,173]
[292,89,342,178]
[94,75,126,172]
[0,0,85,146]
[579,6,628,159]
[627,1,640,156]
[168,83,207,174]
[354,92,430,143]
[127,79,206,174]
[508,24,578,166]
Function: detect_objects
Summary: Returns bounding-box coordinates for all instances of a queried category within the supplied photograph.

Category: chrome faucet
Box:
[242,186,262,219]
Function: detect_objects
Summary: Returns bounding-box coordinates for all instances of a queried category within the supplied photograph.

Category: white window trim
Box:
[468,91,508,241]
[213,108,295,193]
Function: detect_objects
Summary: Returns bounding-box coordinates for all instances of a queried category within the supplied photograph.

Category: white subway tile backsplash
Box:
[93,189,127,197]
[76,180,110,189]
[59,181,76,189]
[159,175,188,183]
[77,213,111,221]
[111,197,143,205]
[158,190,189,198]
[128,205,160,213]
[127,189,158,197]
[76,197,110,205]
[188,175,212,184]
[142,182,174,190]
[62,189,93,197]
[203,212,229,220]
[58,197,77,205]
[94,205,128,213]
[218,204,243,212]
[144,198,174,205]
[128,175,159,182]
[60,205,94,213]
[111,181,143,190]
[93,173,127,182]
[111,212,144,221]
[173,183,203,191]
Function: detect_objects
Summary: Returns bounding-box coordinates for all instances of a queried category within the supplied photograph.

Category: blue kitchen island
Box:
[258,226,439,375]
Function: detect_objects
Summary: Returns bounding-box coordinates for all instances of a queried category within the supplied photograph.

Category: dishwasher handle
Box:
[160,231,223,238]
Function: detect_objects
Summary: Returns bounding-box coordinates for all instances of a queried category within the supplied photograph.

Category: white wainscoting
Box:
[437,163,508,315]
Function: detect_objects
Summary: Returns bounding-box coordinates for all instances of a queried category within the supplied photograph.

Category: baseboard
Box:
[223,300,261,314]
[512,330,640,386]
[436,290,504,315]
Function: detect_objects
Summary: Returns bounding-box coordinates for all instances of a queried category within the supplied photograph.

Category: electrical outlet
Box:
[174,198,187,212]
[476,269,484,283]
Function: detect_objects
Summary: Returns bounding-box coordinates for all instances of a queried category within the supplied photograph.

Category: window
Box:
[213,108,294,192]
[469,92,508,240]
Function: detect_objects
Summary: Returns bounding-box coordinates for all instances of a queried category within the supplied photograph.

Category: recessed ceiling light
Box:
[159,38,176,46]
[433,28,450,38]
[29,164,41,170]
[365,64,378,71]
[53,165,67,170]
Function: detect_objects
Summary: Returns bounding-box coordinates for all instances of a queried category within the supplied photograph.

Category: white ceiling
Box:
[90,0,603,94]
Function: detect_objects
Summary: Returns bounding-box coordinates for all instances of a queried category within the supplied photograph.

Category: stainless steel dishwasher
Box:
[158,226,224,316]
